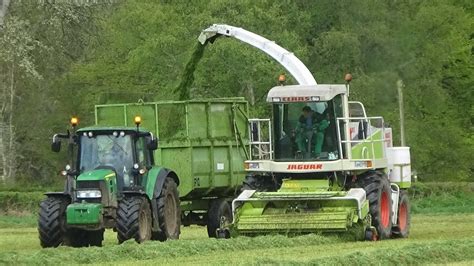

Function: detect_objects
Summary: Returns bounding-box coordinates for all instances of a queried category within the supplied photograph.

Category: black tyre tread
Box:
[207,199,231,238]
[152,177,181,241]
[356,171,393,239]
[392,190,411,238]
[116,196,151,243]
[38,197,68,248]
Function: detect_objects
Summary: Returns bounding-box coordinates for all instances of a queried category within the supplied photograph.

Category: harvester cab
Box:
[198,24,411,240]
[39,116,181,248]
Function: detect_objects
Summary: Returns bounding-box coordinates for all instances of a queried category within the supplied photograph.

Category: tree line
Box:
[0,0,472,186]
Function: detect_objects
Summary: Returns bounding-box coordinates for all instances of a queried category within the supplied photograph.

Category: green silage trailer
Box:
[94,97,249,236]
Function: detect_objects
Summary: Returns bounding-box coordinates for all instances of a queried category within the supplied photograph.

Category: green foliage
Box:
[1,0,472,183]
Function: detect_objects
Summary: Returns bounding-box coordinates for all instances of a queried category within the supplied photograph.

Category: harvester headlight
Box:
[272,97,281,102]
[113,131,118,137]
[311,96,320,101]
[120,131,125,137]
[88,132,93,138]
[76,190,102,199]
[65,164,71,171]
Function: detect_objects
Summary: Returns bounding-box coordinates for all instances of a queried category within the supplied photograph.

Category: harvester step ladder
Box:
[248,118,273,160]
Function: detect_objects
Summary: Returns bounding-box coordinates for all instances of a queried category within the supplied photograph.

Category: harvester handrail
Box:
[335,116,386,161]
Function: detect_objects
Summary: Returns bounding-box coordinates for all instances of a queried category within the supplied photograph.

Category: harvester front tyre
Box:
[117,196,152,244]
[207,199,232,238]
[392,190,410,238]
[357,171,393,240]
[152,177,181,241]
[38,197,69,248]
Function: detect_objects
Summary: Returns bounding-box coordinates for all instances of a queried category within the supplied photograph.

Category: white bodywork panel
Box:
[199,24,317,86]
[266,84,347,102]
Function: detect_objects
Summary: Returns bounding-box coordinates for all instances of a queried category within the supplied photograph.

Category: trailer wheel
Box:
[152,177,181,241]
[38,197,69,248]
[392,190,410,238]
[357,171,393,239]
[117,196,152,243]
[207,199,232,238]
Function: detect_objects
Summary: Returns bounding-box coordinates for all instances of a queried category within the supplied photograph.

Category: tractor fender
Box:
[152,168,179,200]
[44,192,72,201]
[144,167,179,232]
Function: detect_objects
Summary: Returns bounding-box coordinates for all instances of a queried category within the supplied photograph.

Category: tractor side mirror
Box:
[147,138,158,150]
[51,139,61,152]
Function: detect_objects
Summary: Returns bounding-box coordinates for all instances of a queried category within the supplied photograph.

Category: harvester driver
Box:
[295,106,329,159]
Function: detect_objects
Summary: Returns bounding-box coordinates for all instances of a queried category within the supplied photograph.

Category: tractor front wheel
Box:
[38,197,69,248]
[357,171,393,239]
[152,177,181,241]
[207,199,232,238]
[117,196,152,244]
[392,190,411,238]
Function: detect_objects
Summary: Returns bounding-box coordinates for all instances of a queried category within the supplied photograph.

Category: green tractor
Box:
[38,117,181,247]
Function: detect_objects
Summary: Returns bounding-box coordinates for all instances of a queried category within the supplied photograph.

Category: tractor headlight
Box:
[76,190,102,199]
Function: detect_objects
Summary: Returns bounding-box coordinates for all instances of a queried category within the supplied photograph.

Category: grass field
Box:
[0,183,473,265]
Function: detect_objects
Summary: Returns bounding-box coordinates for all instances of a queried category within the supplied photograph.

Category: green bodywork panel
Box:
[67,203,103,224]
[76,169,118,203]
[278,179,330,192]
[232,188,369,235]
[351,130,384,160]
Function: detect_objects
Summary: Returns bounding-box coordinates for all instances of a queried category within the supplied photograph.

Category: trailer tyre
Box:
[117,196,152,244]
[38,197,69,248]
[152,177,181,241]
[392,190,410,238]
[357,171,393,239]
[207,199,232,238]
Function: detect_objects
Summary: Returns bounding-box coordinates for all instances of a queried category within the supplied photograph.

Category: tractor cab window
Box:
[135,137,150,168]
[79,134,134,184]
[273,100,340,161]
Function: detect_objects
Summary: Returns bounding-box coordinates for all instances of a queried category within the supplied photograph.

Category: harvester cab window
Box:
[273,101,339,161]
[349,102,368,141]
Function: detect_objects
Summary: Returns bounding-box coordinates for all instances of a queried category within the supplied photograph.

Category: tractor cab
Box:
[51,117,158,197]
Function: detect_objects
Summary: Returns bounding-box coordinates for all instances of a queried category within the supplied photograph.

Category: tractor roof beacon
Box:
[200,24,412,240]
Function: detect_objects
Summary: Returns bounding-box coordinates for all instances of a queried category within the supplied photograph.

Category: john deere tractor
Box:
[38,117,181,247]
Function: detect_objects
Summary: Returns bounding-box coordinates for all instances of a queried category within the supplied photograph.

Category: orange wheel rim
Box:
[380,191,390,228]
[398,202,407,231]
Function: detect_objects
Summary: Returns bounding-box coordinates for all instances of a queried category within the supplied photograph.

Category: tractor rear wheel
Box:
[152,177,181,241]
[392,190,411,238]
[117,196,152,244]
[38,197,69,248]
[357,171,393,239]
[207,199,232,238]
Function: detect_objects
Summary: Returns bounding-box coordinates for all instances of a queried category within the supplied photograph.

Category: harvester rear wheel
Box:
[152,177,181,241]
[38,197,69,248]
[357,171,393,239]
[392,190,410,238]
[117,196,152,244]
[207,199,232,238]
